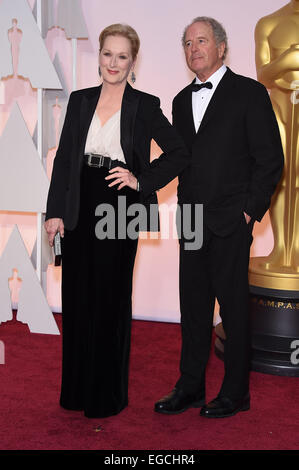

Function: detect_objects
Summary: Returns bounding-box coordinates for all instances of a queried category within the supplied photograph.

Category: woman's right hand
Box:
[44,218,64,247]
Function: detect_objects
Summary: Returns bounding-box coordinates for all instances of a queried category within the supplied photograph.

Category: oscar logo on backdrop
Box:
[215,0,299,376]
[249,0,299,375]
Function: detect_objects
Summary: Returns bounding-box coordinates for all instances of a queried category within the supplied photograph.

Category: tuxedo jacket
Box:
[139,68,284,236]
[45,82,189,230]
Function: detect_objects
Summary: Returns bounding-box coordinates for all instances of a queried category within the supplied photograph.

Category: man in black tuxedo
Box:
[138,16,284,418]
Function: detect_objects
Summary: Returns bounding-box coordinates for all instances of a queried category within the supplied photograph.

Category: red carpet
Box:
[0,312,298,451]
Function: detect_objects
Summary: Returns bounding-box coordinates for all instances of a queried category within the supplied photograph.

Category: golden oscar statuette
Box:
[249,0,299,375]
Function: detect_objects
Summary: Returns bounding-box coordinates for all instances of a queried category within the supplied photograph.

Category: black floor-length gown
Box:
[60,164,139,418]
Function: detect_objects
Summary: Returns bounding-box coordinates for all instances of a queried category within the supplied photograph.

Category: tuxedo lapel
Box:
[79,85,101,158]
[196,68,235,135]
[185,82,197,140]
[178,80,197,142]
[121,82,140,169]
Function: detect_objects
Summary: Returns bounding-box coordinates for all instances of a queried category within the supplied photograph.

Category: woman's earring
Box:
[131,71,136,83]
[98,66,102,77]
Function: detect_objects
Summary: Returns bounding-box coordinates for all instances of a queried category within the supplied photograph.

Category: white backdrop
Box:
[0,0,287,323]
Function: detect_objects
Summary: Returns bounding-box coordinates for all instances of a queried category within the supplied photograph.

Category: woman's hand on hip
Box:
[44,218,64,246]
[105,166,138,191]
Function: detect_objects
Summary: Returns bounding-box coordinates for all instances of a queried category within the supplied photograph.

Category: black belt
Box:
[84,153,115,169]
[84,153,128,170]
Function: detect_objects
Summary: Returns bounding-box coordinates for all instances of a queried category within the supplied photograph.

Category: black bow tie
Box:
[191,82,213,92]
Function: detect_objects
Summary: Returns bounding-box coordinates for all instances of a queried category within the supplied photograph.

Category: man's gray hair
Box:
[182,16,228,60]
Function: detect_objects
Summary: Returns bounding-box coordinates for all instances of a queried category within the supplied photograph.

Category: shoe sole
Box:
[200,402,250,419]
[155,398,206,415]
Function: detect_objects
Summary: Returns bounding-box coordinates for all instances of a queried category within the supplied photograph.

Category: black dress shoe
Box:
[200,393,250,418]
[154,388,205,414]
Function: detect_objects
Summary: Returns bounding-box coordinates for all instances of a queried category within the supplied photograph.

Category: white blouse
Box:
[84,110,126,163]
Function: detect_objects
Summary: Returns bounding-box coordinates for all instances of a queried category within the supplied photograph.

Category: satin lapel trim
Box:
[121,82,140,169]
[79,85,102,159]
[184,82,197,140]
[196,69,234,135]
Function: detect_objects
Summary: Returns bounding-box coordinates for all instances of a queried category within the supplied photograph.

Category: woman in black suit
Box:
[44,23,188,418]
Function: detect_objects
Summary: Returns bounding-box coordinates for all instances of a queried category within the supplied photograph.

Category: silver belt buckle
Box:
[87,154,97,167]
[87,153,103,168]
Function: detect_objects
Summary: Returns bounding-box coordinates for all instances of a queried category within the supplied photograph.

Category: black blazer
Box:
[45,82,189,231]
[139,68,284,236]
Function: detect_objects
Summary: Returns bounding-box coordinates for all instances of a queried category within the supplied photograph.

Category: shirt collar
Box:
[195,64,227,89]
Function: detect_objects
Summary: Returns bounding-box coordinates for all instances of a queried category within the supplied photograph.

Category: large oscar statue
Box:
[249,0,299,375]
[215,1,299,376]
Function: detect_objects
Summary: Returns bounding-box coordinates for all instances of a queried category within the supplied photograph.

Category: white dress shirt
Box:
[84,110,126,163]
[192,64,227,132]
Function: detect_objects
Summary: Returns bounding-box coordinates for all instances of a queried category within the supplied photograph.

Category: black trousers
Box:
[60,165,138,418]
[176,215,253,401]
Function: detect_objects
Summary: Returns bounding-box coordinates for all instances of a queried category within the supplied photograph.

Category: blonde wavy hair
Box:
[99,23,140,60]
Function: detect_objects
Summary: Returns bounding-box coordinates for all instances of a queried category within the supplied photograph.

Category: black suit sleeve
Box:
[244,84,284,221]
[138,98,190,198]
[45,92,76,221]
